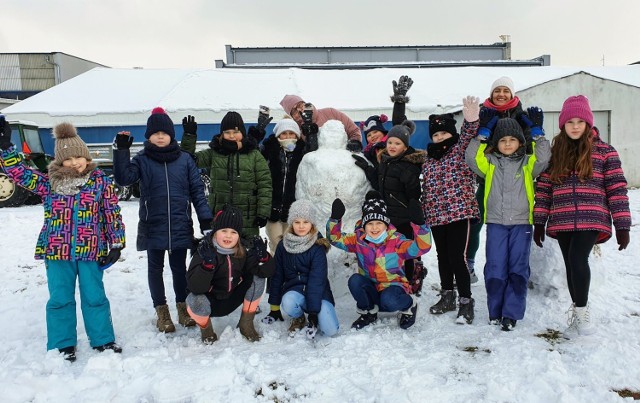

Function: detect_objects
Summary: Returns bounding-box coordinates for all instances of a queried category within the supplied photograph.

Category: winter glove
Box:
[251,235,270,262]
[305,313,319,339]
[262,307,285,324]
[248,126,266,145]
[390,75,413,103]
[518,107,545,139]
[478,108,499,140]
[0,115,12,150]
[462,96,480,123]
[304,128,319,152]
[199,219,212,236]
[352,154,370,171]
[533,224,545,248]
[352,154,377,185]
[99,247,121,270]
[408,199,425,226]
[253,216,268,228]
[346,139,363,153]
[114,131,133,150]
[257,105,273,133]
[330,198,346,220]
[190,236,202,257]
[616,229,630,251]
[182,115,197,135]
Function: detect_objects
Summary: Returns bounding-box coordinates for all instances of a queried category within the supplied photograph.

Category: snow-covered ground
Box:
[1,191,639,402]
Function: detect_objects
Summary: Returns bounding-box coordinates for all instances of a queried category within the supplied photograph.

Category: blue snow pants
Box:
[484,224,532,321]
[45,260,115,350]
[281,291,339,336]
[348,273,413,313]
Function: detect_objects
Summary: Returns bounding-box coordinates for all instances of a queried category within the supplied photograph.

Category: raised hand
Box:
[391,75,413,103]
[478,108,499,140]
[114,131,134,150]
[182,115,197,135]
[462,96,480,123]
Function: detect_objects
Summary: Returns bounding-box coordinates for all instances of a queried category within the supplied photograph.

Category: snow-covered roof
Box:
[4,65,640,127]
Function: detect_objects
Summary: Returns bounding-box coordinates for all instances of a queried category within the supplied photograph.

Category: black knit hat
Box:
[362,191,390,227]
[428,114,458,138]
[145,107,175,139]
[220,111,246,137]
[491,118,525,146]
[212,204,244,234]
[361,114,388,137]
[387,120,416,147]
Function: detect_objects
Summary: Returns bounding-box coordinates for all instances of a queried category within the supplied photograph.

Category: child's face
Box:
[431,131,452,144]
[149,131,172,147]
[214,228,239,249]
[564,118,588,140]
[386,137,407,157]
[491,86,513,106]
[62,156,89,173]
[364,220,387,239]
[277,131,298,140]
[366,130,384,144]
[497,136,521,156]
[222,129,243,143]
[292,218,313,237]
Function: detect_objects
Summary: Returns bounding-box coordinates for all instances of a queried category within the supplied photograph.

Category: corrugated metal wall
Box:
[0,54,55,91]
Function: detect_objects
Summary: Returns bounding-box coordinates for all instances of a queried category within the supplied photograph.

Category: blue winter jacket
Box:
[113,146,212,251]
[268,237,334,314]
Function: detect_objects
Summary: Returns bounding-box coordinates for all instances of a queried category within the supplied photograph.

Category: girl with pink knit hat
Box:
[533,95,631,339]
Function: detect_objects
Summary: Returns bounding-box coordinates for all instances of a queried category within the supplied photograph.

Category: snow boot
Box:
[429,289,457,314]
[155,304,176,333]
[399,298,418,329]
[288,315,307,334]
[411,260,427,296]
[455,297,475,324]
[501,318,517,331]
[200,318,218,344]
[93,342,122,353]
[59,346,76,362]
[177,302,196,327]
[238,311,261,342]
[563,303,579,339]
[351,306,379,330]
[575,304,595,336]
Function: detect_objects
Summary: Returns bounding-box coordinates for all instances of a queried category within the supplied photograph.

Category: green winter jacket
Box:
[181,133,272,237]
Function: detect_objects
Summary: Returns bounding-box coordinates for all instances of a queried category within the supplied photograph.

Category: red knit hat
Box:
[558,95,594,129]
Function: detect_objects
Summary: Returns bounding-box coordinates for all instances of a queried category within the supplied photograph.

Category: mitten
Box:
[251,235,270,262]
[390,75,413,103]
[346,139,363,153]
[99,247,121,270]
[199,219,212,236]
[182,115,197,135]
[462,96,480,123]
[408,199,425,226]
[518,107,545,139]
[616,229,630,251]
[330,198,346,220]
[253,216,268,228]
[478,108,499,140]
[533,224,545,248]
[262,306,285,324]
[114,131,133,150]
[305,313,319,339]
[0,115,12,150]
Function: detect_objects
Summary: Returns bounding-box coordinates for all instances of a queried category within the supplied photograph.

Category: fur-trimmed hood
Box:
[381,147,426,166]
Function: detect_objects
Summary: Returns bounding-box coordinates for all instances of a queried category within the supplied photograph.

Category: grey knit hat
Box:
[386,120,416,147]
[53,122,92,162]
[491,118,525,146]
[287,199,317,227]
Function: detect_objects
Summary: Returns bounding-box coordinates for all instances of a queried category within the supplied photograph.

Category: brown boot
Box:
[237,311,260,342]
[155,304,176,333]
[288,315,307,333]
[176,302,196,327]
[200,318,218,344]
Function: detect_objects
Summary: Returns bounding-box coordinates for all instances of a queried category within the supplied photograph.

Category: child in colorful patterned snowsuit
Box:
[0,119,125,361]
[327,191,432,330]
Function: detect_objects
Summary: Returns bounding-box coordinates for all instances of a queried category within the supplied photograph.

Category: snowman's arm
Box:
[326,218,358,253]
[396,223,432,260]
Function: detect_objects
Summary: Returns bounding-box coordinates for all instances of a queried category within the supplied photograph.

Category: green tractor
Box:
[0,120,53,208]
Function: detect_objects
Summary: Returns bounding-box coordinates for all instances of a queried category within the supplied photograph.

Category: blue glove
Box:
[478,108,498,140]
[518,107,545,139]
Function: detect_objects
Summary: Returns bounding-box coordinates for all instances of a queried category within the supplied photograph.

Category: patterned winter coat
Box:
[421,120,480,226]
[533,131,631,243]
[0,146,125,261]
[327,219,432,294]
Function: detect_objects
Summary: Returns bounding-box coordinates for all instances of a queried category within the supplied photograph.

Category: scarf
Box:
[48,162,97,195]
[427,134,459,160]
[143,140,182,163]
[212,237,236,255]
[283,231,318,254]
[483,96,521,113]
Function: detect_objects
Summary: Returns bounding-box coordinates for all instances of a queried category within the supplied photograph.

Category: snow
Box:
[1,185,640,401]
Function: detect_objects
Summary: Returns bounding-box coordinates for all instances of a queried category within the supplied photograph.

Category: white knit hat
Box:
[490,76,515,96]
[274,118,301,139]
[287,199,317,226]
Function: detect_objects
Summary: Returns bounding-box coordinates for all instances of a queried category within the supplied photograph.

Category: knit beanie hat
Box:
[145,107,175,139]
[387,120,416,147]
[491,118,525,146]
[428,114,458,138]
[287,199,317,226]
[490,76,515,96]
[362,191,390,227]
[558,95,594,129]
[53,122,92,162]
[212,204,244,234]
[220,111,247,136]
[361,114,389,137]
[274,118,301,139]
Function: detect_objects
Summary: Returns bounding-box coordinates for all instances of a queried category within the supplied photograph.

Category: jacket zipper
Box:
[164,162,171,253]
[227,255,233,292]
[71,193,79,261]
[389,193,408,208]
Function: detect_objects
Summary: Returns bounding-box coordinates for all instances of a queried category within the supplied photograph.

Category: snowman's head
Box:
[318,120,347,150]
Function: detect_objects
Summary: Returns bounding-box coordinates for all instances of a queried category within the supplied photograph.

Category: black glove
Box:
[114,131,133,150]
[257,105,273,132]
[262,309,284,324]
[346,139,363,153]
[352,154,370,171]
[0,115,12,150]
[251,235,269,262]
[307,313,318,328]
[616,229,630,251]
[408,199,425,226]
[517,107,545,139]
[182,115,197,135]
[390,75,413,103]
[253,216,268,228]
[533,224,545,248]
[190,236,202,257]
[352,154,377,185]
[99,248,121,270]
[199,219,212,235]
[304,128,319,152]
[330,198,346,220]
[478,108,498,140]
[248,126,266,144]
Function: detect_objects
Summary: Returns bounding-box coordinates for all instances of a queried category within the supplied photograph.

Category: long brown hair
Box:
[548,126,593,183]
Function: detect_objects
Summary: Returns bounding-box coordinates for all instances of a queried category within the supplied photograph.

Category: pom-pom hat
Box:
[361,114,389,137]
[145,107,175,139]
[53,122,92,162]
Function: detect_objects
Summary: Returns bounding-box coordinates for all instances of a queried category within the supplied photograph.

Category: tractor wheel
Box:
[0,173,30,208]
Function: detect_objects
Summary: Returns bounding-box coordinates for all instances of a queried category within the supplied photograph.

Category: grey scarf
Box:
[283,232,318,254]
[47,162,97,195]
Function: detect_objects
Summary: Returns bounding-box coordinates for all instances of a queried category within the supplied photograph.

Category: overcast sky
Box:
[2,0,638,69]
